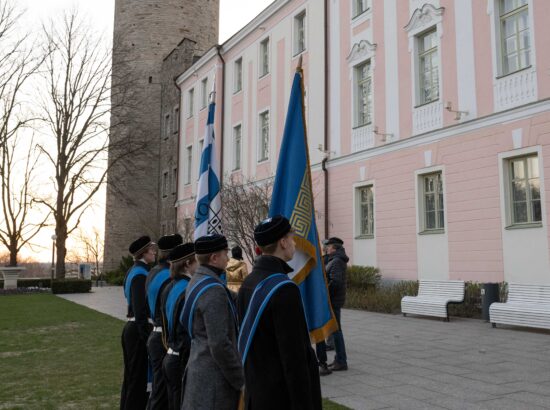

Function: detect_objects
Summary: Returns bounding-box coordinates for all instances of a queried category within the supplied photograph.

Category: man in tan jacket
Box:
[226,246,248,283]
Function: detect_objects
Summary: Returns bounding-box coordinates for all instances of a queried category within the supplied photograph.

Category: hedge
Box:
[0,278,52,289]
[51,279,92,294]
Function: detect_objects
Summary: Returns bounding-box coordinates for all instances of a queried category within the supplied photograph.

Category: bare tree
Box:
[220,175,273,264]
[36,11,139,278]
[0,2,49,266]
[72,227,104,278]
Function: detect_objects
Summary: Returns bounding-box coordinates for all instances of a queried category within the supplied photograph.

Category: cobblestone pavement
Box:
[59,287,550,410]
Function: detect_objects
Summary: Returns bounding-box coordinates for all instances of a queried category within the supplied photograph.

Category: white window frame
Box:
[355,184,374,238]
[495,0,531,77]
[185,145,193,185]
[501,150,543,228]
[416,28,440,106]
[258,110,270,162]
[293,10,307,56]
[188,88,194,118]
[417,170,445,234]
[259,37,270,77]
[201,78,208,109]
[234,58,243,93]
[233,123,242,171]
[353,60,372,128]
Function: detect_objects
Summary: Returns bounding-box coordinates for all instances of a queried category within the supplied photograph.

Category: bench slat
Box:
[401,280,465,320]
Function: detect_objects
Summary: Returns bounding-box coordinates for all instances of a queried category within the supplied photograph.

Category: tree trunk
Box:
[8,237,18,266]
[55,222,68,279]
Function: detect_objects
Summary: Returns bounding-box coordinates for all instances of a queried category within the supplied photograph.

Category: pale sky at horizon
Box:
[14,0,274,262]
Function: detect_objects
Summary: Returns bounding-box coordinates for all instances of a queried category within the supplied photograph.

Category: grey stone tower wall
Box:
[104,0,219,271]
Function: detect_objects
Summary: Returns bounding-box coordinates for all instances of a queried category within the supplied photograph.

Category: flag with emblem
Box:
[194,83,223,239]
[269,64,337,342]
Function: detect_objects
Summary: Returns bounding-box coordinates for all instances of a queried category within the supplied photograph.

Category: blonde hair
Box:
[170,255,196,279]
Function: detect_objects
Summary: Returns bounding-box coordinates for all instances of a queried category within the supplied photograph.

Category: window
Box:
[185,146,192,184]
[258,111,269,161]
[354,61,372,127]
[356,185,374,237]
[259,38,270,77]
[508,155,541,225]
[172,167,177,194]
[234,58,243,93]
[233,124,242,170]
[499,0,530,75]
[201,78,208,109]
[173,106,179,134]
[197,140,204,180]
[164,114,171,139]
[417,29,439,105]
[162,171,168,198]
[188,88,194,118]
[294,11,306,55]
[353,0,368,17]
[421,172,444,231]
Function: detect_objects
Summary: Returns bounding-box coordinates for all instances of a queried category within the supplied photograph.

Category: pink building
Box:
[176,0,550,284]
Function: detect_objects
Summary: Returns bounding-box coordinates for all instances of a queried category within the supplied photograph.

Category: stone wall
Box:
[104,0,219,271]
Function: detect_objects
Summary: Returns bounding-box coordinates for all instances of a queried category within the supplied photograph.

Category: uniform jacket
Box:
[182,265,244,410]
[123,261,151,342]
[226,258,248,283]
[326,248,349,309]
[237,255,322,410]
[145,260,171,327]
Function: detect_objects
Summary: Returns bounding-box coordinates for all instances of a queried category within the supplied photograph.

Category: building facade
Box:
[104,0,219,270]
[176,0,550,284]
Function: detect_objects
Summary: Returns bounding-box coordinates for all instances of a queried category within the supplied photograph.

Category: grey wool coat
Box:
[182,265,244,410]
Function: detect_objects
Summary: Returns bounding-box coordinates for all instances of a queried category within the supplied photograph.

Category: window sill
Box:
[418,229,445,235]
[352,8,370,21]
[505,222,542,230]
[293,49,306,59]
[355,234,374,240]
[257,158,269,164]
[259,72,270,80]
[200,106,207,111]
[414,98,439,109]
[233,89,242,96]
[496,65,532,80]
[353,122,372,130]
[232,168,241,173]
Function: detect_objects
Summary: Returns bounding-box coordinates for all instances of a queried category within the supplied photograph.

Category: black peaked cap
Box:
[129,235,153,255]
[254,215,292,246]
[194,234,228,255]
[326,237,344,246]
[168,242,195,262]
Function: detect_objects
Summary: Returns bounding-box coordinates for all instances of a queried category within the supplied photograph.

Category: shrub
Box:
[345,280,418,313]
[105,255,133,285]
[51,279,92,294]
[0,278,52,289]
[346,265,381,290]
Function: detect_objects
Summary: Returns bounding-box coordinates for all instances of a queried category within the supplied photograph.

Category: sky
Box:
[14,0,273,262]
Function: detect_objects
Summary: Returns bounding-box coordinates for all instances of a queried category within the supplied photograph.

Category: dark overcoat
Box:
[237,255,322,410]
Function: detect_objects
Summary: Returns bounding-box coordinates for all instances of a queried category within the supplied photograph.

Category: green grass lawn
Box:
[0,294,350,409]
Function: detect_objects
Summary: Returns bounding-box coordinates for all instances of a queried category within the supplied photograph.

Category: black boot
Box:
[319,363,332,376]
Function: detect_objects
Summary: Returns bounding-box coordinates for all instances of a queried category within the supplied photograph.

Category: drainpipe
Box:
[323,0,330,238]
[174,76,181,228]
[216,45,226,185]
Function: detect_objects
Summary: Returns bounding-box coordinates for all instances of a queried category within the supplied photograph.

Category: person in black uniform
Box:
[237,216,322,410]
[145,234,183,409]
[160,242,197,410]
[121,236,156,410]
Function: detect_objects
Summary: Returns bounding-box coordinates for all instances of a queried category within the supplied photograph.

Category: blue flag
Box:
[270,69,337,342]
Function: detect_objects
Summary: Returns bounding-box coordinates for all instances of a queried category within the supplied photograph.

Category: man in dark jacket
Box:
[325,237,349,371]
[237,215,322,410]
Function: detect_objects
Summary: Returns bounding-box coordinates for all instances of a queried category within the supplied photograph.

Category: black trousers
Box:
[146,331,168,410]
[162,352,185,410]
[120,322,148,410]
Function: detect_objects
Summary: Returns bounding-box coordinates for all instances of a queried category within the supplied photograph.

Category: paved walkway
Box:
[59,287,550,410]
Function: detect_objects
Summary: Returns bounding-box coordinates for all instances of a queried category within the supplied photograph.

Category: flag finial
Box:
[296,55,303,72]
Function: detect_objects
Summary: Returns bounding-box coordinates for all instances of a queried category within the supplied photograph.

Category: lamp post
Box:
[51,234,57,291]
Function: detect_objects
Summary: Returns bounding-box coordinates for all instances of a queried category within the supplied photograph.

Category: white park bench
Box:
[401,280,465,321]
[490,283,550,330]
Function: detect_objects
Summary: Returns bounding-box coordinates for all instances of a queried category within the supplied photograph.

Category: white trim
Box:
[352,180,375,238]
[454,0,477,120]
[232,122,243,171]
[233,57,243,94]
[384,0,400,141]
[257,108,270,163]
[316,99,550,171]
[352,179,377,267]
[292,7,308,57]
[351,0,371,25]
[415,166,445,233]
[258,35,271,78]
